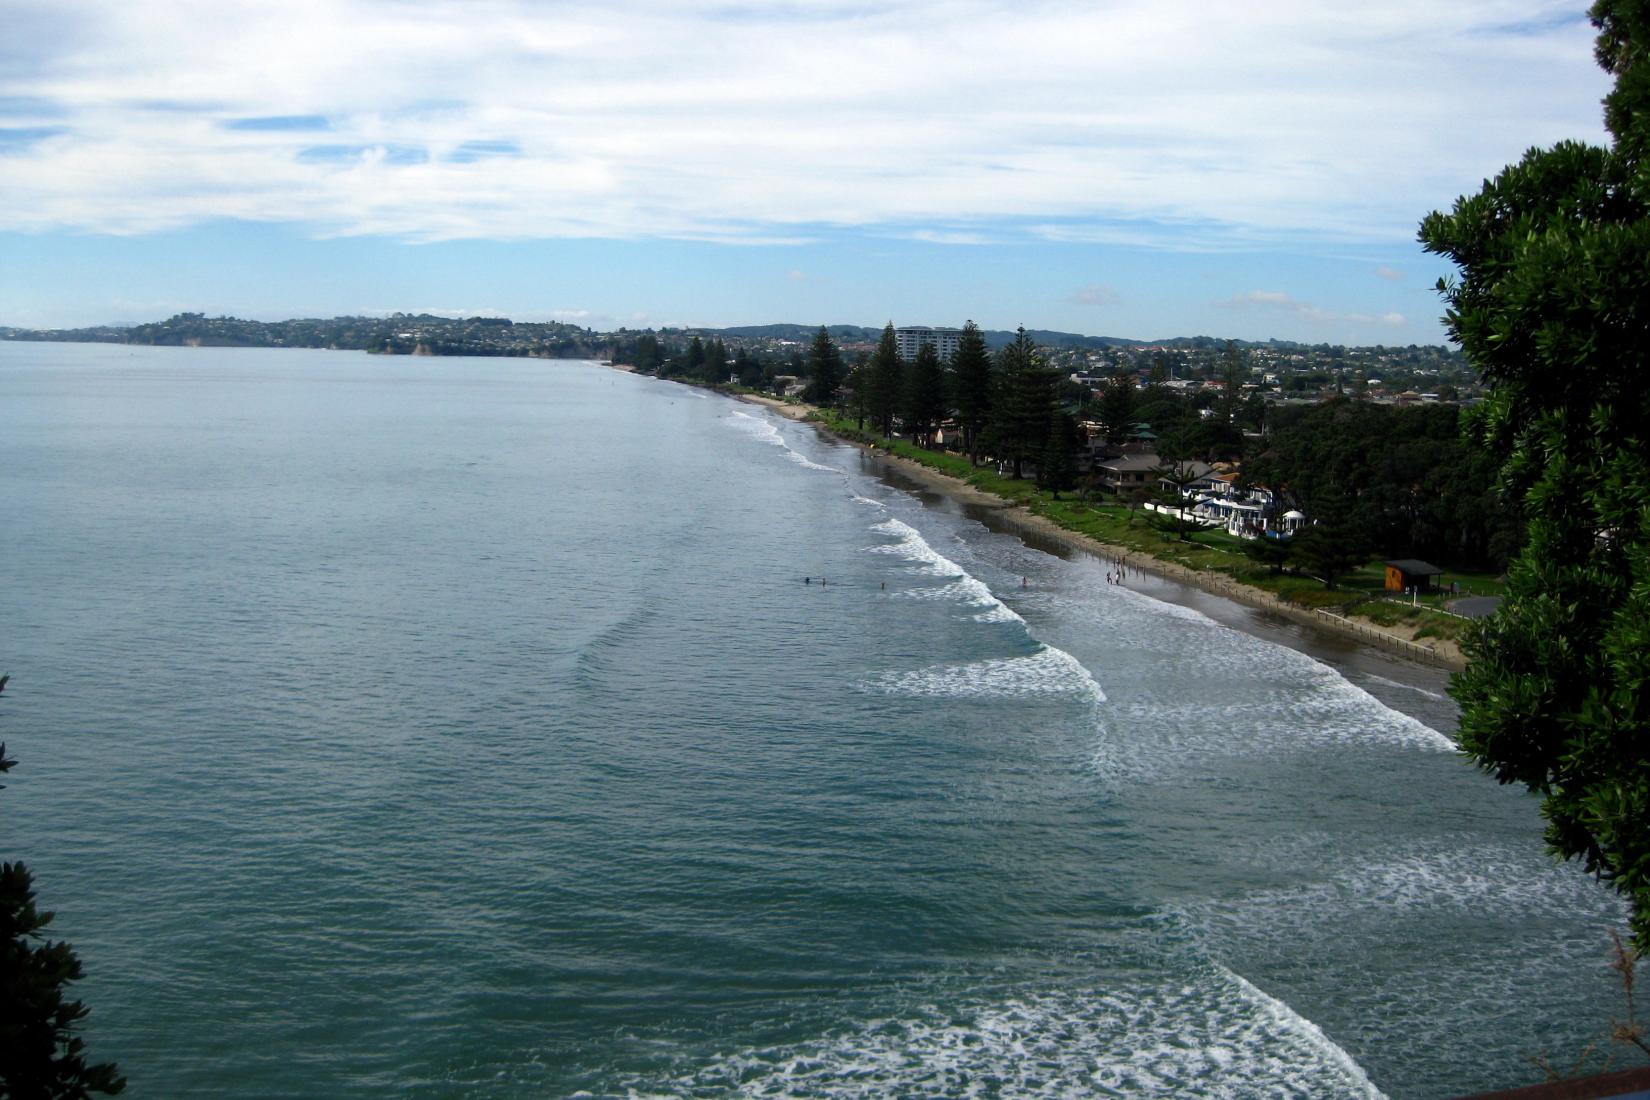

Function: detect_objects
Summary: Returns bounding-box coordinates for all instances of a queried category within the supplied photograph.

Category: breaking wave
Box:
[727,410,842,471]
[619,964,1384,1098]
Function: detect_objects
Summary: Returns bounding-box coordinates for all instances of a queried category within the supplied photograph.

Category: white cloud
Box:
[1228,290,1295,307]
[1375,265,1405,281]
[1070,283,1120,307]
[0,0,1611,247]
[1220,289,1406,330]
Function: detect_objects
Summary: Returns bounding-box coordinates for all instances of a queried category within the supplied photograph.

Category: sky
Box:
[0,0,1615,344]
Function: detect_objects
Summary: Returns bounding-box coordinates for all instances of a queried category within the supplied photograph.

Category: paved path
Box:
[1447,596,1503,619]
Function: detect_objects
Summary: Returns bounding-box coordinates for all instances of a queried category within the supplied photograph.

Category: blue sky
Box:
[0,0,1613,343]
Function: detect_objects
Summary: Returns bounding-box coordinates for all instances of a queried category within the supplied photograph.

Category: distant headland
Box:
[1,312,1464,386]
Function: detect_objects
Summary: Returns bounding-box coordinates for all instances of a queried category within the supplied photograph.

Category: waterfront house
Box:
[1096,453,1163,494]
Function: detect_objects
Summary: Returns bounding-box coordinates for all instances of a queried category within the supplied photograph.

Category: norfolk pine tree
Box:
[1036,413,1080,497]
[900,342,947,449]
[802,326,842,406]
[865,323,902,438]
[987,327,1059,479]
[843,351,870,430]
[1420,0,1650,949]
[948,321,994,462]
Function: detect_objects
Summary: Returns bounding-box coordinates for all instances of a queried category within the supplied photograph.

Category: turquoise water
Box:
[0,342,1627,1098]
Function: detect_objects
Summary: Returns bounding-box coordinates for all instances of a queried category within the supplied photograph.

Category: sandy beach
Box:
[731,389,1466,673]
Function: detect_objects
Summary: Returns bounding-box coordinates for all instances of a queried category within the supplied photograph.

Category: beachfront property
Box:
[1095,452,1164,494]
[895,326,962,362]
[1182,470,1304,539]
[1101,453,1306,539]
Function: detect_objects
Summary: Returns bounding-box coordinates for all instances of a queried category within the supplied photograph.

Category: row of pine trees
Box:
[803,322,1082,494]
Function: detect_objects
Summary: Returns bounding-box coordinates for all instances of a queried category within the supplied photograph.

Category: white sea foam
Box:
[867,517,962,577]
[726,410,842,472]
[624,967,1384,1098]
[1201,841,1627,928]
[851,494,887,510]
[862,518,1108,703]
[1217,966,1386,1099]
[866,646,1106,704]
[1363,672,1451,702]
[1106,692,1452,769]
[1170,842,1628,1090]
[1044,582,1456,762]
[867,517,1026,623]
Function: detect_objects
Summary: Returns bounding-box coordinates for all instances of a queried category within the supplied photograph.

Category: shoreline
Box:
[731,389,1466,674]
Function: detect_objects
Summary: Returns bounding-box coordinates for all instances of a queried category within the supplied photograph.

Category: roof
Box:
[1097,453,1163,472]
[1385,559,1444,576]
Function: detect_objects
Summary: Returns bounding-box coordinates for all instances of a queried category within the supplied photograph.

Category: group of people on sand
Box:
[1106,556,1129,586]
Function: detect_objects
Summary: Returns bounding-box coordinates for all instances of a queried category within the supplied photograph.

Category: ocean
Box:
[0,342,1627,1098]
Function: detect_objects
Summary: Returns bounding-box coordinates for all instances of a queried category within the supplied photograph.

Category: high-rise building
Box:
[894,326,962,362]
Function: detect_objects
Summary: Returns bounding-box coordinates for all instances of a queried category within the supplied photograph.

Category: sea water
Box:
[0,343,1627,1098]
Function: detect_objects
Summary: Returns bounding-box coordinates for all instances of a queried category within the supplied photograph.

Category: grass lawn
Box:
[808,410,1484,641]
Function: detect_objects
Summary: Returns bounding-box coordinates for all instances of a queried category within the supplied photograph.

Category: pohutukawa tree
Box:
[1420,0,1650,948]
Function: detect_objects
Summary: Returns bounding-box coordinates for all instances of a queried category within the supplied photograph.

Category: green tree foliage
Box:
[733,347,763,388]
[705,338,729,383]
[842,352,870,430]
[864,323,903,438]
[685,335,706,380]
[986,328,1059,479]
[1036,413,1081,497]
[1096,373,1138,444]
[632,333,662,375]
[1246,399,1518,570]
[1135,387,1192,446]
[948,321,994,462]
[1218,340,1245,422]
[1164,417,1244,464]
[1146,459,1207,542]
[1290,489,1370,590]
[1241,533,1294,574]
[900,342,948,449]
[802,327,842,406]
[1419,0,1650,947]
[1,678,125,1098]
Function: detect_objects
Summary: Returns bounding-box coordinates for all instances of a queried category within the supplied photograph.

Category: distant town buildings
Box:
[895,326,962,362]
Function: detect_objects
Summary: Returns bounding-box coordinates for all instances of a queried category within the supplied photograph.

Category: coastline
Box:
[731,389,1467,674]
